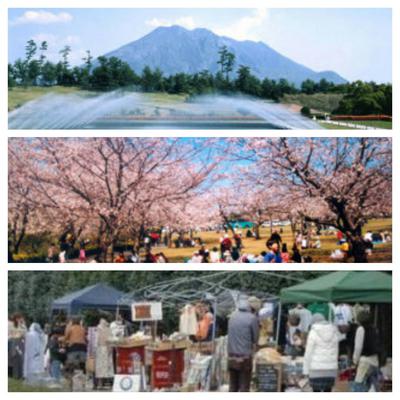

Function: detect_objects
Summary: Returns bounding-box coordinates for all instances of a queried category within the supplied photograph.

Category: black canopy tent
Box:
[51,283,130,316]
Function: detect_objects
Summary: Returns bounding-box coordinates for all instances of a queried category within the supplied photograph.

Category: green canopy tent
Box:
[280,271,392,304]
[276,272,392,354]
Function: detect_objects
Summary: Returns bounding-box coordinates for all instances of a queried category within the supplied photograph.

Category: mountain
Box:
[105,25,347,86]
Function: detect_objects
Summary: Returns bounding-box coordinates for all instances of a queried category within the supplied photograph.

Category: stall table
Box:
[148,340,190,389]
[111,339,151,375]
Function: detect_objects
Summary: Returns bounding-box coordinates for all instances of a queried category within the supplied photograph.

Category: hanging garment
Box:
[179,304,198,336]
[95,319,114,379]
[23,323,46,379]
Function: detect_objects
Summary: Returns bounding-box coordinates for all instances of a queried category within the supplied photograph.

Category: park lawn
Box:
[160,218,392,263]
[8,378,62,392]
[340,120,392,129]
[318,122,355,130]
[141,92,188,104]
[319,120,391,130]
[8,86,87,111]
[8,86,188,112]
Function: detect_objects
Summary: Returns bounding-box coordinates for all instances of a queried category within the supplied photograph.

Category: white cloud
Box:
[214,9,269,41]
[32,33,80,47]
[144,9,269,41]
[145,16,196,30]
[10,10,73,26]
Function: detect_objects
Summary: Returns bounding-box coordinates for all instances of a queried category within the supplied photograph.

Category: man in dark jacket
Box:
[228,298,259,391]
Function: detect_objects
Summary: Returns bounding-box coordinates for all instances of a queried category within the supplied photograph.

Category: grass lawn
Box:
[340,120,392,129]
[8,86,188,112]
[8,378,62,392]
[319,120,391,130]
[8,86,87,112]
[319,122,355,130]
[141,92,188,104]
[159,218,392,263]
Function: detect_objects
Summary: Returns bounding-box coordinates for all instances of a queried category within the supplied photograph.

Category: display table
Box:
[148,340,189,389]
[111,339,151,375]
[188,341,213,354]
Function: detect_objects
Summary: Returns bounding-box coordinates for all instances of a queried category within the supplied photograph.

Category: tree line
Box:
[8,40,392,115]
[8,271,323,325]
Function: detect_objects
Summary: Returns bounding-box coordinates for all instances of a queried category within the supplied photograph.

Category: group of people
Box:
[185,230,310,263]
[8,313,129,389]
[9,301,218,390]
[227,299,384,392]
[331,229,392,261]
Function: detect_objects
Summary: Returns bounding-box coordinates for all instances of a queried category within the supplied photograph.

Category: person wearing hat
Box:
[248,296,262,314]
[303,313,339,392]
[227,298,259,391]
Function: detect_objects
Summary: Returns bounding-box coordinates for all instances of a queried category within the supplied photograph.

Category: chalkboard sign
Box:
[256,363,282,392]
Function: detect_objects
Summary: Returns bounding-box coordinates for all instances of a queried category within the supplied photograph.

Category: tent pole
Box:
[211,298,218,390]
[275,302,282,347]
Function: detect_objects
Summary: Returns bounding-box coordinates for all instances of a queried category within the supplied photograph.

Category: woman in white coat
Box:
[303,313,340,392]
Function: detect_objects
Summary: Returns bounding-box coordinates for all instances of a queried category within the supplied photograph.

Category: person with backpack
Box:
[352,310,382,391]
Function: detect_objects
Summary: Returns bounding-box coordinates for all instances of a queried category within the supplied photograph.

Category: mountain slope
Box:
[105,25,347,86]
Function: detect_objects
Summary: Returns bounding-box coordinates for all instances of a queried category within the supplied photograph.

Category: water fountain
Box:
[8,91,322,130]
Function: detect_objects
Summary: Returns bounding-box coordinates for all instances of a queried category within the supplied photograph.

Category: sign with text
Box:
[131,302,162,321]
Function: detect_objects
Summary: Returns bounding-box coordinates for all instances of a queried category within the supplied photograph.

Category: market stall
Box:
[117,271,279,391]
[50,283,130,316]
[274,271,393,392]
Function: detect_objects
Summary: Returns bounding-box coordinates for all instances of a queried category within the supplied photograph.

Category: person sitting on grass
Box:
[143,249,156,263]
[114,252,126,263]
[210,247,220,263]
[291,244,302,263]
[263,242,282,263]
[281,243,290,263]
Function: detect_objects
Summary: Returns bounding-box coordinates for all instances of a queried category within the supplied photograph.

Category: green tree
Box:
[25,39,37,63]
[301,79,317,95]
[41,61,57,86]
[8,64,16,88]
[217,45,236,81]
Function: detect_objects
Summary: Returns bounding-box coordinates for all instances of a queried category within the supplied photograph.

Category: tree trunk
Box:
[168,231,173,248]
[351,236,368,263]
[105,243,114,263]
[254,223,260,240]
[290,218,297,240]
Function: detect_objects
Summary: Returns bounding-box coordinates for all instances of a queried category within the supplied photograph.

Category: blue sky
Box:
[8,8,392,83]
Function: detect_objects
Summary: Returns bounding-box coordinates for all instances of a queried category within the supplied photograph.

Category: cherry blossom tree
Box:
[8,138,218,261]
[8,137,392,263]
[235,137,392,262]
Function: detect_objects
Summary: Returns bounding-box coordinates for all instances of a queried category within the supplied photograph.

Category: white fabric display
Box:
[179,304,198,335]
[289,306,312,333]
[110,321,125,340]
[23,323,46,379]
[95,319,114,379]
[334,303,353,341]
